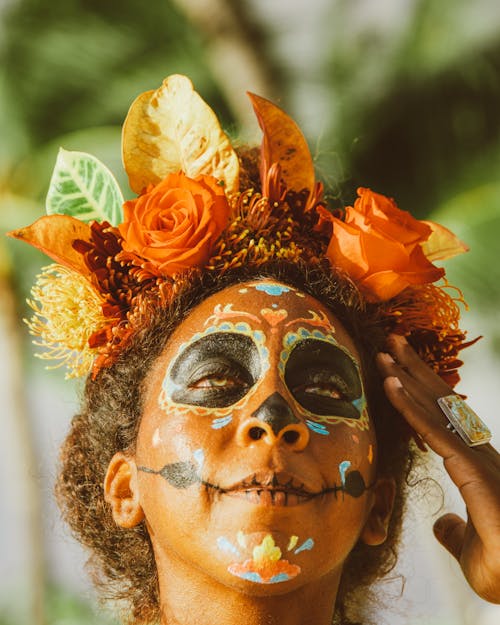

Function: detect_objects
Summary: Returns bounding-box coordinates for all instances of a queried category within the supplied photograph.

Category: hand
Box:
[376,333,500,603]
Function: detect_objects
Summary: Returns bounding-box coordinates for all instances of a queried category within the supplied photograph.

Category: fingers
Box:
[379,333,452,399]
[433,512,466,561]
[382,375,466,458]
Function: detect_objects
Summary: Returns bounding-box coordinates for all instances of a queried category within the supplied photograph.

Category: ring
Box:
[437,395,491,446]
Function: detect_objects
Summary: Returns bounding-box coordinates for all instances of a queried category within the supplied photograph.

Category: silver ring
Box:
[437,395,491,446]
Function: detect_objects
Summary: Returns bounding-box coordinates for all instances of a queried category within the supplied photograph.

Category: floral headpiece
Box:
[8,75,469,381]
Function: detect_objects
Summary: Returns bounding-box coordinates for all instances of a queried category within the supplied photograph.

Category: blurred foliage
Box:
[0,584,119,625]
[325,0,500,213]
[0,0,234,154]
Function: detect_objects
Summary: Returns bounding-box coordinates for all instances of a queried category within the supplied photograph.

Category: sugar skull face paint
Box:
[159,320,269,422]
[279,327,369,430]
[134,279,379,596]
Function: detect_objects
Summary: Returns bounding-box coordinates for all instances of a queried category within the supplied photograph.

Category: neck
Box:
[155,545,340,625]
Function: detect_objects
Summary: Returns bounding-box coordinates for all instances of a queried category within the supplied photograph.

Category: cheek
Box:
[313,423,377,483]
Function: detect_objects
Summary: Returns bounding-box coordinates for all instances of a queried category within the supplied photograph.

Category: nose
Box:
[236,392,310,451]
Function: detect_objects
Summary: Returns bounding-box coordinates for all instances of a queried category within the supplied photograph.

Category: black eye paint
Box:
[284,339,363,420]
[169,333,261,408]
[251,392,300,435]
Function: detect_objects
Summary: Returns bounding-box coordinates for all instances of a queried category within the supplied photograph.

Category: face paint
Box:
[305,419,330,436]
[338,460,351,487]
[211,415,233,429]
[225,534,303,584]
[368,444,374,464]
[279,328,369,431]
[254,283,290,296]
[251,392,300,435]
[217,536,241,557]
[159,321,269,419]
[152,428,162,447]
[287,535,299,551]
[193,448,204,470]
[135,280,378,597]
[260,307,288,327]
[294,538,315,554]
[204,303,261,327]
[284,309,333,333]
[138,460,199,490]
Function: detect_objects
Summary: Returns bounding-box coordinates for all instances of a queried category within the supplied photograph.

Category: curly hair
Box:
[55,258,433,625]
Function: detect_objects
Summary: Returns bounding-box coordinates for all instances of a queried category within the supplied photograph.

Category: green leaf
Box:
[46,148,124,225]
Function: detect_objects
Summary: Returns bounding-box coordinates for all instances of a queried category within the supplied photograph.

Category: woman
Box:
[9,75,499,624]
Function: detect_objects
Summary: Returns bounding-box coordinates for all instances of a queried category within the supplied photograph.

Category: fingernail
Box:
[392,376,403,388]
[381,352,395,364]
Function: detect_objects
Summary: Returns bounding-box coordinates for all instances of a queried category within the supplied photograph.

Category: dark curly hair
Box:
[55,258,426,625]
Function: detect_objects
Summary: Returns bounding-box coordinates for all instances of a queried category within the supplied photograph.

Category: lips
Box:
[222,471,317,507]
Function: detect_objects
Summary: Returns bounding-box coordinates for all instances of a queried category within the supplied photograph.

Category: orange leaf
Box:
[248,93,315,204]
[7,215,92,275]
[421,220,469,261]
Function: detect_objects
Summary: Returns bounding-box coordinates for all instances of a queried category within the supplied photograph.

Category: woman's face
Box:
[131,280,381,593]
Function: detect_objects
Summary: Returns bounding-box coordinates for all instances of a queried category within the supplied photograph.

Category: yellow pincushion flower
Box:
[26,264,108,379]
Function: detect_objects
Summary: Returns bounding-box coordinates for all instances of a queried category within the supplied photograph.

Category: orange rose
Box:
[118,172,230,276]
[324,188,444,301]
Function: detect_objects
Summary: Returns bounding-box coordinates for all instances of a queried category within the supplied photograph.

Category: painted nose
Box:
[237,392,310,450]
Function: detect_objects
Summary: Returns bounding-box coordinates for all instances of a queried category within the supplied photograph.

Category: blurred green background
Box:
[1,1,499,624]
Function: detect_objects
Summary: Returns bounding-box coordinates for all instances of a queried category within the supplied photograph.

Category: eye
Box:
[190,374,248,390]
[298,383,344,399]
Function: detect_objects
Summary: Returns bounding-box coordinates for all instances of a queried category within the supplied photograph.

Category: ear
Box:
[360,477,396,546]
[104,452,145,528]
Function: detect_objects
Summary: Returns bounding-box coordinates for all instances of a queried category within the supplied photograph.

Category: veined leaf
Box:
[46,148,124,225]
[122,74,239,197]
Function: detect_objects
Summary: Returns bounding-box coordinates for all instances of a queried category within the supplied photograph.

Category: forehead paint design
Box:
[159,320,269,420]
[204,303,261,327]
[279,327,370,431]
[253,283,290,296]
[260,307,288,327]
[284,309,333,332]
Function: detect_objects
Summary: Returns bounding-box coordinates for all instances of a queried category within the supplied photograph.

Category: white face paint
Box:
[152,427,163,447]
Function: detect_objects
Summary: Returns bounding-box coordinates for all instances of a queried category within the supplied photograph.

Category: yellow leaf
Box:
[421,220,469,261]
[248,92,316,203]
[7,215,92,276]
[122,74,240,196]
